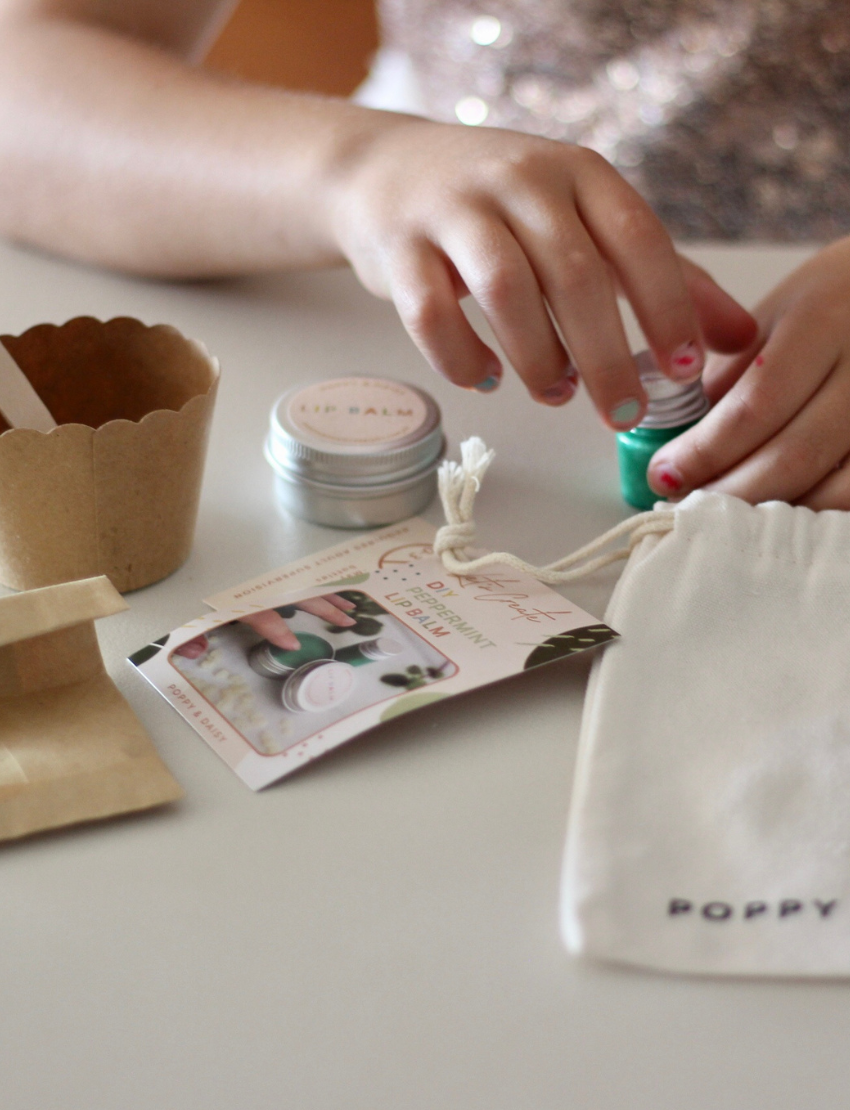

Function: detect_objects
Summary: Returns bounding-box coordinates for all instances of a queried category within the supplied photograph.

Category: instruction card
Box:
[130,519,617,790]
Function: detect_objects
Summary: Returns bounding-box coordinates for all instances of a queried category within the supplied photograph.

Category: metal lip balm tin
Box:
[280,660,357,713]
[265,377,445,528]
[248,634,334,678]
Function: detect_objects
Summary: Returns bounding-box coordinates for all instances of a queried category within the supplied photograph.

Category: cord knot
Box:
[434,437,674,583]
[434,436,494,564]
[433,520,476,556]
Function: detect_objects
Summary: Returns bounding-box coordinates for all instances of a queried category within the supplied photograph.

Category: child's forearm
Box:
[0,14,394,276]
[0,8,757,431]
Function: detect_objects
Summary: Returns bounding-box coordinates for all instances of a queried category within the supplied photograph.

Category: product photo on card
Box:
[131,515,616,790]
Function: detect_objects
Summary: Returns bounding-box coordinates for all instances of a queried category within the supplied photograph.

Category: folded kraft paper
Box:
[0,575,182,842]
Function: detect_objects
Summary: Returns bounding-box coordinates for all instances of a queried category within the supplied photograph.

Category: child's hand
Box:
[647,238,850,510]
[330,117,755,428]
[172,597,358,660]
[240,596,357,651]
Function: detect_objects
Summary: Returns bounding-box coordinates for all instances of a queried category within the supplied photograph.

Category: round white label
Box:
[286,378,429,446]
[297,661,356,711]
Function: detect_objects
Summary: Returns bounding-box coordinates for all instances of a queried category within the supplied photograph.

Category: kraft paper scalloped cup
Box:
[0,317,219,592]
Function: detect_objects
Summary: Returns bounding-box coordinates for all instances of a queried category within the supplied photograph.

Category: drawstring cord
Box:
[434,437,674,584]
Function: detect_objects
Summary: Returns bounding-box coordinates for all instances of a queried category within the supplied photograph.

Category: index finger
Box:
[573,154,706,383]
[296,597,359,627]
[321,593,357,612]
[240,610,300,651]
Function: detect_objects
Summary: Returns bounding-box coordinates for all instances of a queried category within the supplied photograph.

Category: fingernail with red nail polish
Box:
[649,462,684,495]
[670,341,704,381]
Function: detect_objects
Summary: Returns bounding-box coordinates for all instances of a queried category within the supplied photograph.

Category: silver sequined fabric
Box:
[378,0,850,241]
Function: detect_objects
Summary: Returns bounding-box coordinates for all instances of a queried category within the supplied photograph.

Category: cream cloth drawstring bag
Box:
[437,439,850,978]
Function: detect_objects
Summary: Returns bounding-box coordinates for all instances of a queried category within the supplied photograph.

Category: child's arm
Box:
[647,239,850,510]
[0,0,754,426]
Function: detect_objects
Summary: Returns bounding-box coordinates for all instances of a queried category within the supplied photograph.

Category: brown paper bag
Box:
[0,575,183,842]
[0,316,219,592]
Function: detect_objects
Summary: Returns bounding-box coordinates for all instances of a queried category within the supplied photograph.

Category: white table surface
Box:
[3,238,844,1110]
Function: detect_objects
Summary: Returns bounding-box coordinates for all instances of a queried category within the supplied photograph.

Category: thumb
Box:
[679,255,759,354]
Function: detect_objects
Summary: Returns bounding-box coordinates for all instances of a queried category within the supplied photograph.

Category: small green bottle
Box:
[616,351,709,511]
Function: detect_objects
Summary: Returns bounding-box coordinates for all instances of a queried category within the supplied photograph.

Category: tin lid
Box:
[281,660,356,713]
[267,377,444,487]
[634,350,710,430]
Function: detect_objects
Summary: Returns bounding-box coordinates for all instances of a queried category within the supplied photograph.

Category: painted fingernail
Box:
[473,374,501,393]
[470,362,503,393]
[648,461,684,495]
[535,376,579,406]
[670,341,705,381]
[609,398,643,428]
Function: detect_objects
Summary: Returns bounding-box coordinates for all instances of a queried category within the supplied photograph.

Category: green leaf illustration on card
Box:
[523,625,619,670]
[335,591,386,614]
[380,692,448,721]
[128,633,170,668]
[379,661,450,692]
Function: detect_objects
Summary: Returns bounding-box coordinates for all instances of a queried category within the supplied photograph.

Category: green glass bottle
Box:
[616,351,709,511]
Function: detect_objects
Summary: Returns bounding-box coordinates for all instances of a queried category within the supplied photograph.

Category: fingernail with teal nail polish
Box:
[474,375,501,393]
[610,398,642,428]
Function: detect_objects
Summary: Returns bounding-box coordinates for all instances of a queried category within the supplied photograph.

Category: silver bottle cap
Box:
[634,350,710,430]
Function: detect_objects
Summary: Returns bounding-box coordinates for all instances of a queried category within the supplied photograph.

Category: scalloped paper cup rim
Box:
[0,316,220,592]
